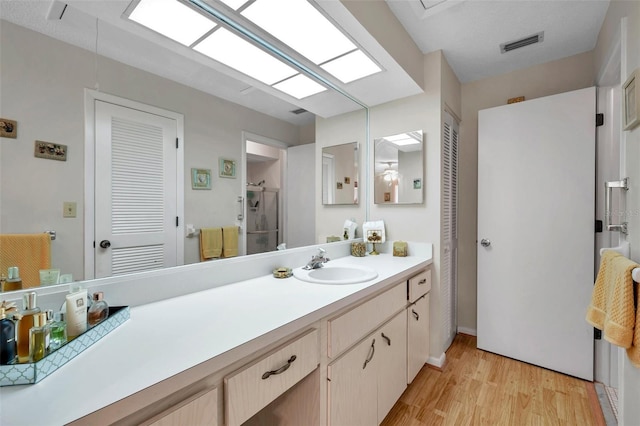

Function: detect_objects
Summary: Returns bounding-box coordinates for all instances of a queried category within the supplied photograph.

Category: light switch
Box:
[63,201,77,218]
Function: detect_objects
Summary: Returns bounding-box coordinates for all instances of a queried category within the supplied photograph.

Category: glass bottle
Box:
[87,292,108,326]
[49,311,67,350]
[3,267,22,292]
[29,312,49,362]
[17,292,40,362]
[0,307,17,365]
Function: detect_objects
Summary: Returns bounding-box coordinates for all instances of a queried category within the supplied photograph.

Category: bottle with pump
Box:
[3,267,22,292]
[88,292,109,326]
[29,312,49,362]
[0,303,17,365]
[49,311,67,350]
[17,292,41,362]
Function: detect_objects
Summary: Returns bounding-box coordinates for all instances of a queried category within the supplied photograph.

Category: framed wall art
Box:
[623,68,639,131]
[219,158,236,178]
[0,118,17,138]
[191,168,211,190]
[34,140,67,161]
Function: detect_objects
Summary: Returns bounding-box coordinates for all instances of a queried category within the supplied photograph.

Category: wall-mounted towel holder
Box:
[186,226,242,238]
[605,178,629,234]
[600,242,640,282]
[44,230,56,240]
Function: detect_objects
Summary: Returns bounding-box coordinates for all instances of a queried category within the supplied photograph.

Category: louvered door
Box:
[442,111,458,351]
[94,101,178,278]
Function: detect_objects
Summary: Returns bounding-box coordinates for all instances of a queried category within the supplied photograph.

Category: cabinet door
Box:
[377,311,407,422]
[146,387,218,426]
[407,294,430,384]
[328,336,378,426]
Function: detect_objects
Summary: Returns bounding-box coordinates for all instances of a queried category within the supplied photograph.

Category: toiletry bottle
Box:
[29,312,49,362]
[88,292,109,326]
[3,267,23,292]
[49,311,67,350]
[66,285,87,340]
[17,292,41,362]
[0,306,17,365]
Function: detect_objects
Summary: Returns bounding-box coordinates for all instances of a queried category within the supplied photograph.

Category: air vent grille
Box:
[290,108,308,115]
[500,32,544,53]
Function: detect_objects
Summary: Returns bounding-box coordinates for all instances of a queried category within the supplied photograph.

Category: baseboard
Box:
[427,352,446,369]
[457,327,477,336]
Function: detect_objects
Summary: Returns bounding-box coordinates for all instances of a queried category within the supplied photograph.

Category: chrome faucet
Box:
[304,248,330,270]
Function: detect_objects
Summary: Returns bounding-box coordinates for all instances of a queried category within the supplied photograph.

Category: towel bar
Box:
[44,230,56,240]
[600,243,640,282]
[186,226,242,238]
[604,178,629,234]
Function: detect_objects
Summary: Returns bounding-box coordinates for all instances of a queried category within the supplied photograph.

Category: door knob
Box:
[480,238,491,247]
[99,240,111,249]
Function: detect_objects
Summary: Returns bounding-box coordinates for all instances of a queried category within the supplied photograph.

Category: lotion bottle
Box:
[65,285,87,340]
[17,292,40,362]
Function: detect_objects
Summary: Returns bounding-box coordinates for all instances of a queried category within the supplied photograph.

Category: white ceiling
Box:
[385,0,611,83]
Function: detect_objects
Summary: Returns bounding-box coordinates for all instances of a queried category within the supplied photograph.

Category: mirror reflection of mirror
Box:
[374,130,424,205]
[322,142,359,205]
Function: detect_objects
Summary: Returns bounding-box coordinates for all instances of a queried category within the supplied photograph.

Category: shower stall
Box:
[246,185,279,255]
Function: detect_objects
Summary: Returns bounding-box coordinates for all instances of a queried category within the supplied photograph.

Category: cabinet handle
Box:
[418,278,427,285]
[412,309,419,321]
[362,339,375,369]
[381,332,391,346]
[262,355,297,380]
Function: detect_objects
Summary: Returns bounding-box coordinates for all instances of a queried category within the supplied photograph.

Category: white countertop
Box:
[0,251,431,425]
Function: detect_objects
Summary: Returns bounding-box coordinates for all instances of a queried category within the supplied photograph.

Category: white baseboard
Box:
[427,352,446,368]
[457,327,477,336]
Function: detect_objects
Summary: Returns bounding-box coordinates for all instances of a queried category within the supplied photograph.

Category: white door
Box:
[94,101,179,277]
[477,87,595,381]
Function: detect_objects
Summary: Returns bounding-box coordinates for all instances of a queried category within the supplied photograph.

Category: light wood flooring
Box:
[382,334,605,426]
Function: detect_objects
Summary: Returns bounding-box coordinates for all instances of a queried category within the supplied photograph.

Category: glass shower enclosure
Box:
[246,186,279,255]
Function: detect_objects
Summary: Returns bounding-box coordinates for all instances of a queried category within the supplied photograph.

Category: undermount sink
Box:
[293,265,378,285]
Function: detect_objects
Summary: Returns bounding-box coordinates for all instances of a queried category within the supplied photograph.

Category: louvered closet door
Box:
[95,101,178,278]
[442,111,458,351]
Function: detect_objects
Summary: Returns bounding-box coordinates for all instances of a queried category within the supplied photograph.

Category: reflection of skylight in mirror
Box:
[194,28,298,85]
[321,50,382,83]
[241,0,356,65]
[384,134,420,146]
[218,0,250,10]
[272,74,327,99]
[128,0,216,46]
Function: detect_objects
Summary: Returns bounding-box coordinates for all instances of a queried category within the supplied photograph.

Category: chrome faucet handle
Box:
[317,247,326,257]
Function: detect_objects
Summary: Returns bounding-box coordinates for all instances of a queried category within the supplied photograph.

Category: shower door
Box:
[246,188,279,255]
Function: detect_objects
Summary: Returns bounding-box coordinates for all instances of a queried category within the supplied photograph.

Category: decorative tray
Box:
[0,306,130,386]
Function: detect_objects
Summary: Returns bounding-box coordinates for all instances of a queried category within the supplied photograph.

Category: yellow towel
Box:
[222,226,239,258]
[628,287,640,368]
[199,228,222,261]
[586,251,639,349]
[0,233,51,289]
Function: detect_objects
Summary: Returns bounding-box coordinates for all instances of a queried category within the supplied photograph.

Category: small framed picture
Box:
[623,68,639,131]
[413,178,422,189]
[0,118,17,138]
[384,192,391,202]
[337,182,343,189]
[191,168,211,190]
[219,158,236,178]
[344,177,351,184]
[34,140,67,161]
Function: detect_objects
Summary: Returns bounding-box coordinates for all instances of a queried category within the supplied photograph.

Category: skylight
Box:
[194,28,297,86]
[272,74,327,99]
[321,50,382,83]
[128,0,216,46]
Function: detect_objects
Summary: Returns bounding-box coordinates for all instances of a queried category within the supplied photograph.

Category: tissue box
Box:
[393,241,408,257]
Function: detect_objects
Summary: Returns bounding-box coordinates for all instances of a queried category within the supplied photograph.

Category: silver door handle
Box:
[480,239,491,247]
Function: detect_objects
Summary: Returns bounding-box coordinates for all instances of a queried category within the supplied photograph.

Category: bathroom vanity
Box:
[0,241,432,425]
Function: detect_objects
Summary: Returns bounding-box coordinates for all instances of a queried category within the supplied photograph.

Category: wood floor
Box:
[382,334,605,426]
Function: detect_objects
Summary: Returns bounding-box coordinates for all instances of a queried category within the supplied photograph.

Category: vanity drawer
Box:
[328,282,406,358]
[408,269,431,302]
[224,328,319,426]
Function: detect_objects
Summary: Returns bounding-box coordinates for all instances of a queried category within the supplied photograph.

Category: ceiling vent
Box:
[500,32,544,54]
[290,108,308,115]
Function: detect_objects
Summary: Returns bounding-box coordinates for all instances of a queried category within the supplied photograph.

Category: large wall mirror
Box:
[0,0,367,288]
[374,130,424,205]
[322,142,359,205]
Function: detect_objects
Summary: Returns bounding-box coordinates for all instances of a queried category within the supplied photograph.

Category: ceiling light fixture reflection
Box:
[241,0,356,64]
[194,27,298,85]
[384,134,420,146]
[321,50,381,83]
[128,0,216,46]
[272,74,327,99]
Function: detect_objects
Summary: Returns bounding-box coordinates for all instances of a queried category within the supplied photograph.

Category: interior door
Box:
[477,87,595,380]
[94,101,178,278]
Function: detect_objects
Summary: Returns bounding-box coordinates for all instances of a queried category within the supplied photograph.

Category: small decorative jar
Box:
[393,241,408,257]
[351,242,366,257]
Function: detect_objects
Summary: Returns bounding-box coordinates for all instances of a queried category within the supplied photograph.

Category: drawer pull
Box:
[418,278,427,285]
[412,309,419,321]
[381,332,391,346]
[261,355,297,380]
[362,339,375,370]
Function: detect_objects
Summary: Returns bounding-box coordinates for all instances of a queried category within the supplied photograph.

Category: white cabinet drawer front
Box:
[146,386,218,426]
[407,293,430,384]
[328,283,406,358]
[224,329,319,426]
[408,269,431,302]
